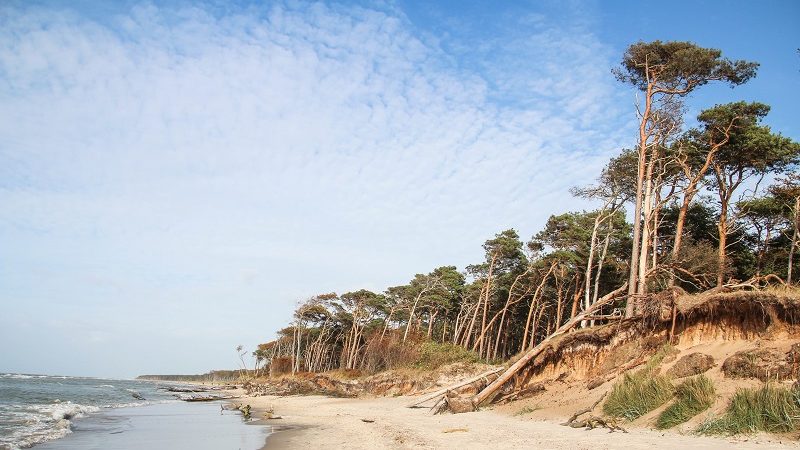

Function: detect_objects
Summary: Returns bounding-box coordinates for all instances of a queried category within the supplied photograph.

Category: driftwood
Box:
[429,396,448,415]
[566,415,627,433]
[182,395,236,402]
[405,368,503,408]
[163,386,209,393]
[443,395,477,414]
[470,283,627,409]
[562,392,607,426]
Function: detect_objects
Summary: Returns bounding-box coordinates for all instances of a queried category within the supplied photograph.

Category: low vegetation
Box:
[414,341,481,370]
[656,375,716,429]
[603,367,673,421]
[698,383,800,435]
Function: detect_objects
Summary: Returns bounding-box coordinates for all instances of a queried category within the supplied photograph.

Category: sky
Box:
[1,0,797,379]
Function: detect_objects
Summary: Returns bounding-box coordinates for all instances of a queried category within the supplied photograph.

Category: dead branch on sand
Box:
[562,392,607,426]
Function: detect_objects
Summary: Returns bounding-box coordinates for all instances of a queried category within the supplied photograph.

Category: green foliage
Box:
[659,202,757,283]
[656,375,716,429]
[614,40,758,93]
[703,102,800,178]
[413,341,480,370]
[698,384,800,435]
[603,355,674,421]
[532,210,631,270]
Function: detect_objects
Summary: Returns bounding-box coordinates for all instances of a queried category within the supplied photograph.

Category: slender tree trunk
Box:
[590,225,612,327]
[404,288,430,342]
[638,153,657,295]
[529,305,546,350]
[555,270,565,328]
[717,200,729,286]
[627,81,654,316]
[521,262,555,350]
[582,214,602,326]
[481,268,531,355]
[464,283,486,349]
[651,179,663,271]
[475,254,498,354]
[570,275,583,319]
[381,307,396,341]
[427,310,438,339]
[671,196,691,268]
[789,197,799,284]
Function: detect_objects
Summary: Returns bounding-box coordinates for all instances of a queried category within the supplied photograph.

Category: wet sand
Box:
[36,401,269,450]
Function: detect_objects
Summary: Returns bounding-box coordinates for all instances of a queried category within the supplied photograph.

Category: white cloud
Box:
[0,1,631,376]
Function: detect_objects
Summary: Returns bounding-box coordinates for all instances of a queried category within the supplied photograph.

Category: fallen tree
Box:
[469,283,628,409]
[406,367,503,408]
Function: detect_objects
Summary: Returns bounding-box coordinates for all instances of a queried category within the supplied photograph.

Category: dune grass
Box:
[603,369,673,421]
[602,347,675,421]
[656,375,716,429]
[698,383,800,435]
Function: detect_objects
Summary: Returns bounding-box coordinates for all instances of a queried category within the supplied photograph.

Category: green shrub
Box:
[698,383,800,435]
[656,375,715,429]
[413,341,480,370]
[603,369,673,421]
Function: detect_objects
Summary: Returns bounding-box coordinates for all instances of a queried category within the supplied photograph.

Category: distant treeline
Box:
[136,369,248,382]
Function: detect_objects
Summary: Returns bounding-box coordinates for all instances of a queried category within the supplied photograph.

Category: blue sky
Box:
[1,0,797,378]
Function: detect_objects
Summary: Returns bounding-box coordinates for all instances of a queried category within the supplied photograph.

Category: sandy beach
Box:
[235,393,796,450]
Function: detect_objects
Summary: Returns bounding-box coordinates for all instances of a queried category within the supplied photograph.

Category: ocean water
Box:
[0,373,182,449]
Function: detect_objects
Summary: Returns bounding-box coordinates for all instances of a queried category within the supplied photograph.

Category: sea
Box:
[0,373,269,450]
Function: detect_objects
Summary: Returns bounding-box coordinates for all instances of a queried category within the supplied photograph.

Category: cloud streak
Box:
[0,1,630,377]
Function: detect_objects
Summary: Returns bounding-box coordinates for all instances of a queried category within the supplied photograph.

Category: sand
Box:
[233,393,796,450]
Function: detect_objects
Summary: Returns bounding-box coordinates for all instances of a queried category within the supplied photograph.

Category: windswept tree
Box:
[614,41,758,313]
[532,209,631,326]
[705,102,800,285]
[572,150,635,324]
[336,289,384,369]
[770,175,800,283]
[465,229,526,359]
[739,195,789,276]
[669,102,758,266]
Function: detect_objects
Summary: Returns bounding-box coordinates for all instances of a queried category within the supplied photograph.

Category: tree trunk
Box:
[717,200,729,286]
[521,262,555,350]
[427,310,438,339]
[627,79,654,316]
[671,196,691,266]
[591,223,613,326]
[583,214,602,326]
[638,151,657,295]
[475,254,498,354]
[789,197,799,285]
[404,288,430,342]
[472,283,627,408]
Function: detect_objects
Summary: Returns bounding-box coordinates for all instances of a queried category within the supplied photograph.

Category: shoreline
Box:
[32,388,269,450]
[241,393,795,449]
[36,400,268,450]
